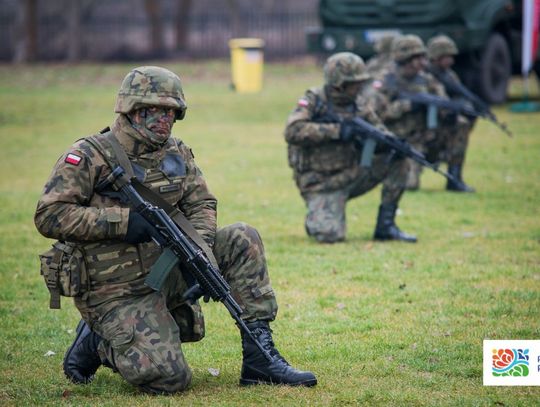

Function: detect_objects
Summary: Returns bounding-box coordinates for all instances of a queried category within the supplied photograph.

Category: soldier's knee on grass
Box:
[138,367,192,395]
[305,223,345,243]
[111,328,192,395]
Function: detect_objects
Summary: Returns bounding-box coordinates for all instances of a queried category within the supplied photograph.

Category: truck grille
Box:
[321,0,457,26]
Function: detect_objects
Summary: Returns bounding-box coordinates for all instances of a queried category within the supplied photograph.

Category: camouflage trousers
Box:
[302,154,408,243]
[441,116,474,166]
[405,117,473,188]
[74,222,277,394]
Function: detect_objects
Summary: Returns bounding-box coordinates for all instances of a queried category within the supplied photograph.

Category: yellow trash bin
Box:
[229,38,265,93]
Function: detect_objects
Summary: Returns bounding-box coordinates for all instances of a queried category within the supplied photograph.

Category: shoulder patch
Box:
[65,153,83,166]
[297,98,309,108]
[372,80,383,89]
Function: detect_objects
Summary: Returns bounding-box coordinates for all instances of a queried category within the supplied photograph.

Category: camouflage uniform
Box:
[366,34,399,81]
[35,67,316,394]
[285,53,413,243]
[370,35,467,190]
[426,35,475,183]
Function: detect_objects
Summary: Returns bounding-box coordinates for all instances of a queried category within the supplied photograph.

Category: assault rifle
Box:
[399,89,513,137]
[430,70,512,137]
[97,166,274,363]
[316,113,457,183]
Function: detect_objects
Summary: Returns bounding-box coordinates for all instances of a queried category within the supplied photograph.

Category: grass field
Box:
[0,60,539,406]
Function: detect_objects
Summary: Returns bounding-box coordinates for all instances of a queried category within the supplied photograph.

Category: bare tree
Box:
[13,0,38,63]
[226,0,246,38]
[145,0,165,57]
[175,0,193,51]
[66,0,97,62]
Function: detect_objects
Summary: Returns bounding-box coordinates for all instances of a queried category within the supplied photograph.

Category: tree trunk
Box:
[144,0,165,57]
[13,0,38,62]
[67,1,82,61]
[226,0,245,38]
[175,0,192,51]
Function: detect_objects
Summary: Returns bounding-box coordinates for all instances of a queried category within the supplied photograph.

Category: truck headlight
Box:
[322,35,337,51]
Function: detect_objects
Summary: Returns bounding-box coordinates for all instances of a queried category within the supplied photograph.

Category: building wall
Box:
[0,0,319,61]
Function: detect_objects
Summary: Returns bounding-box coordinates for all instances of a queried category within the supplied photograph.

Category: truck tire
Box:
[477,33,511,104]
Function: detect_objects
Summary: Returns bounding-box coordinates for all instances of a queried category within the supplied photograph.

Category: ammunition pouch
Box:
[288,143,357,174]
[39,241,89,309]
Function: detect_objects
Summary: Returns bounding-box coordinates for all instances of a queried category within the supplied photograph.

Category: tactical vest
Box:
[79,130,205,342]
[288,87,361,194]
[383,72,432,138]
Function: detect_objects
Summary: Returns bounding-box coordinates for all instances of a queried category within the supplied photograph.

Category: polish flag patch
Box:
[297,98,309,108]
[65,153,82,166]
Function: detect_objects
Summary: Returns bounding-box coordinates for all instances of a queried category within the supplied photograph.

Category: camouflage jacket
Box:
[284,85,387,194]
[370,65,447,140]
[35,115,217,308]
[427,64,469,101]
[366,55,395,81]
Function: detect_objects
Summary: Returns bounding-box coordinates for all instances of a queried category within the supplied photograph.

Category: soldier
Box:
[366,33,398,80]
[371,35,472,192]
[284,52,416,244]
[426,34,475,192]
[34,66,316,394]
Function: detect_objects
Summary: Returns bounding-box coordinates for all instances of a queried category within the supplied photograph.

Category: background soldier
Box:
[34,66,316,394]
[366,33,399,80]
[426,34,475,192]
[371,35,472,192]
[284,52,416,244]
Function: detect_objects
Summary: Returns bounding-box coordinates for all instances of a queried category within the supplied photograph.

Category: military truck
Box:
[306,0,534,104]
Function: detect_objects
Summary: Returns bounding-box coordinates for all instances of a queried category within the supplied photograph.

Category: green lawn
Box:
[0,60,539,406]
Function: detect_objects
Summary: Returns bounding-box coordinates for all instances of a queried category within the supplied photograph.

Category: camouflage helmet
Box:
[114,66,187,120]
[427,35,458,60]
[324,52,370,88]
[392,34,427,63]
[373,34,398,55]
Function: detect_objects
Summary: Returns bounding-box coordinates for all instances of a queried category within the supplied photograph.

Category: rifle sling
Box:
[87,131,219,269]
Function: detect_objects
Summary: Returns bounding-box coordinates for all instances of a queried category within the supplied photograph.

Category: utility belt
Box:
[39,239,161,309]
[288,143,357,174]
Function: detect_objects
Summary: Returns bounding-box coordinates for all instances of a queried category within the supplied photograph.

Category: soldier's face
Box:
[342,81,364,98]
[403,55,425,76]
[437,55,454,70]
[134,106,176,138]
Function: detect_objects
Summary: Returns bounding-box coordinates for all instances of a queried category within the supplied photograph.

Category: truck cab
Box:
[307,0,532,103]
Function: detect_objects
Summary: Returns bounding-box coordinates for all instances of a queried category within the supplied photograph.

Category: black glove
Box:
[409,100,425,113]
[339,120,357,142]
[125,212,155,244]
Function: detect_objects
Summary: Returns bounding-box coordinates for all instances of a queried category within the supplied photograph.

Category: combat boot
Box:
[240,321,317,387]
[373,203,417,243]
[63,320,103,384]
[446,165,475,193]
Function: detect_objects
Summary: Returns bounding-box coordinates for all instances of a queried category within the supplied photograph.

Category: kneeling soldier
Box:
[284,52,416,243]
[35,66,316,394]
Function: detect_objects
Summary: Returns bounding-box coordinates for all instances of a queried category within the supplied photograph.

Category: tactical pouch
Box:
[39,241,89,309]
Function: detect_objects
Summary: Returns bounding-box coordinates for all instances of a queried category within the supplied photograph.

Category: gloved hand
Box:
[339,120,357,142]
[408,100,425,113]
[125,212,155,244]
